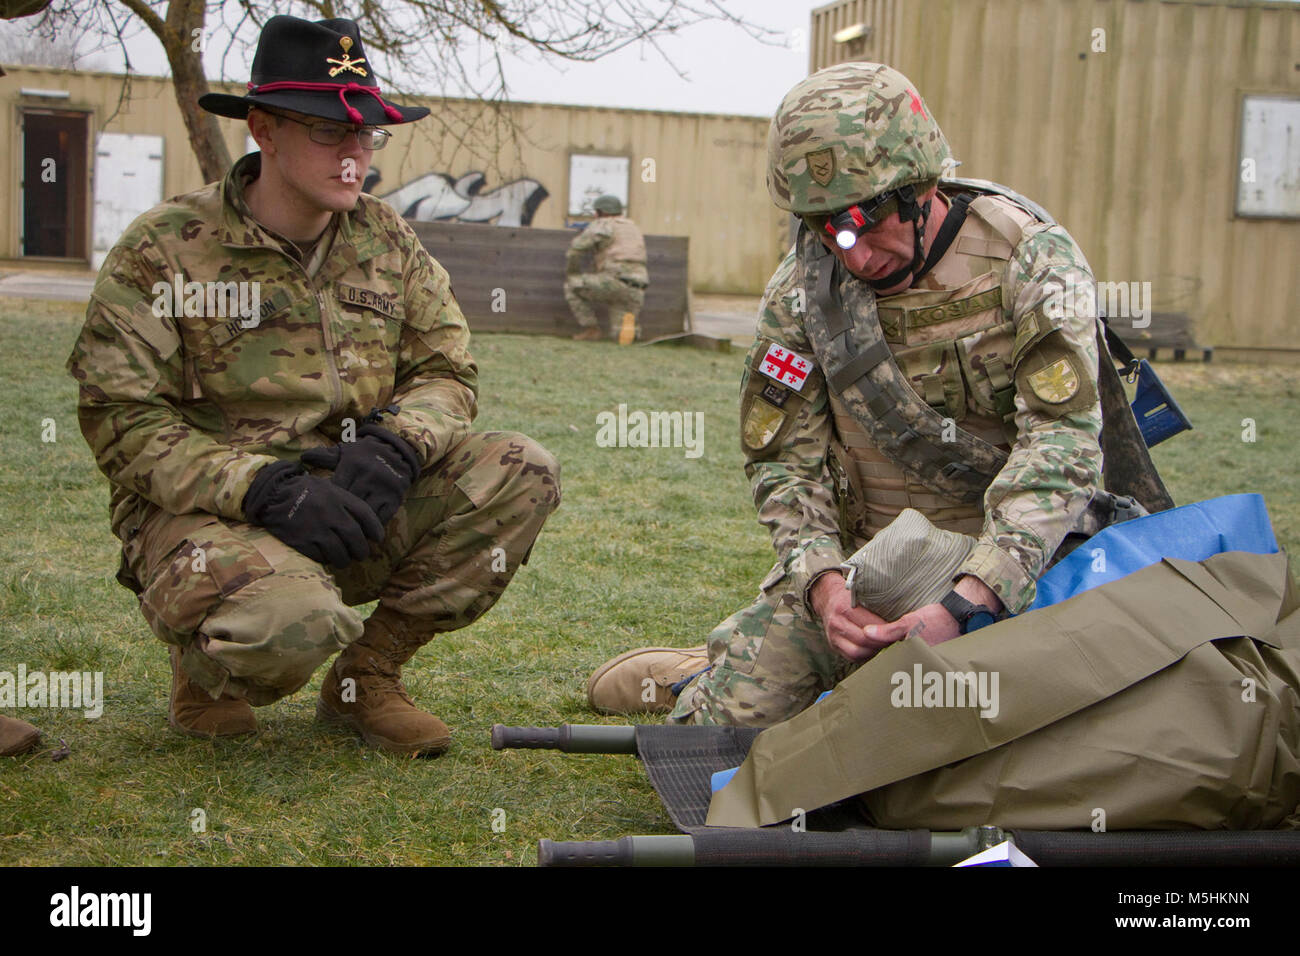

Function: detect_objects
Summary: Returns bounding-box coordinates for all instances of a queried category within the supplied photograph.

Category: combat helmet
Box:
[767,62,952,289]
[593,195,623,215]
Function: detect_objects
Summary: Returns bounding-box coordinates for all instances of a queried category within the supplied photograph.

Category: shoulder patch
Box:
[743,398,787,451]
[1026,357,1080,404]
[1015,334,1098,418]
[759,343,814,392]
[760,380,791,408]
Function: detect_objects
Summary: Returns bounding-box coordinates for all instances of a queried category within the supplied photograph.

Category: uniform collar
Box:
[217,152,387,268]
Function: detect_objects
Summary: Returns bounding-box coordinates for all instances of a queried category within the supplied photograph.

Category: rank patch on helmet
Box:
[1026,357,1080,404]
[806,148,836,187]
[743,398,786,451]
[760,343,812,391]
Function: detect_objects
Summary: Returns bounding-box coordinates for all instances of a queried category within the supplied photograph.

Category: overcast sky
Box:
[14,0,831,119]
[489,0,827,117]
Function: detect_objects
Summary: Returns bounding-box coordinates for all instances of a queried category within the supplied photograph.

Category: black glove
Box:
[300,425,422,525]
[243,460,385,569]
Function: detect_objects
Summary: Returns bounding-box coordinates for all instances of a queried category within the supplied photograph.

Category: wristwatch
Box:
[940,589,998,634]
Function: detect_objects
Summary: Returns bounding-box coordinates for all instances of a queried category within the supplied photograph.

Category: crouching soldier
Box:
[67,16,560,755]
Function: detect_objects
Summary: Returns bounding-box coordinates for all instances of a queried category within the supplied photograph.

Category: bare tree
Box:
[23,1,780,183]
[0,7,105,66]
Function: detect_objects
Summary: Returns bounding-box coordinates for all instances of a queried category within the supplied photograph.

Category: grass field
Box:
[1,298,1297,866]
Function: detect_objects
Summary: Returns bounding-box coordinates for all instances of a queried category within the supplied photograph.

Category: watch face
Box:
[965,610,997,634]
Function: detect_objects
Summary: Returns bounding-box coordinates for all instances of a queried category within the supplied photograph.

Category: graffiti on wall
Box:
[374,169,549,226]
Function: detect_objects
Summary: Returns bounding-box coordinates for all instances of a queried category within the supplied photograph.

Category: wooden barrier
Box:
[410,220,690,339]
[1114,312,1213,363]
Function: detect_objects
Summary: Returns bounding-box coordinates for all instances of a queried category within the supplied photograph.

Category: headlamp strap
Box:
[912,191,972,283]
[865,184,931,291]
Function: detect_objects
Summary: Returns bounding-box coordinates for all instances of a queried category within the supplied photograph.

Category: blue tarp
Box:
[1026,493,1278,612]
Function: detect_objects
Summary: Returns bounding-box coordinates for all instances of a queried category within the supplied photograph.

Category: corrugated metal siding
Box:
[1,66,784,295]
[812,0,1300,351]
[2,69,261,265]
[810,0,901,71]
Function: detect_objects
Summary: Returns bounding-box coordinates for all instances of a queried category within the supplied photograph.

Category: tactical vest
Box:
[800,189,1172,550]
[809,195,1034,542]
[594,217,647,273]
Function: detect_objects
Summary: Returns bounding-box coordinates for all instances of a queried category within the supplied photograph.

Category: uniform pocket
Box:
[897,340,965,421]
[137,518,275,645]
[955,320,1018,422]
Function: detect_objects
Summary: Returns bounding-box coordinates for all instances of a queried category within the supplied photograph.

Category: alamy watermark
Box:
[0,665,103,718]
[50,886,150,936]
[595,403,703,459]
[1044,277,1152,329]
[152,272,262,327]
[890,664,999,719]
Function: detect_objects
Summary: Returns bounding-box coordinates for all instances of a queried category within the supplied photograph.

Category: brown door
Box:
[22,110,90,259]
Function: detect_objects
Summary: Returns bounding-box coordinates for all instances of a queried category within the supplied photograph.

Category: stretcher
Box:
[490,723,1300,867]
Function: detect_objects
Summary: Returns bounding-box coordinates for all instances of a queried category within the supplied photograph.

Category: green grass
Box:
[1,299,1297,866]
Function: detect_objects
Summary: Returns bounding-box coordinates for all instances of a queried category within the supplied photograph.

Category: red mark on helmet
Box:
[909,91,926,118]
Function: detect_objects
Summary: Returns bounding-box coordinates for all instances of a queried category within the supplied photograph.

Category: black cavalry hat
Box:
[199,16,428,126]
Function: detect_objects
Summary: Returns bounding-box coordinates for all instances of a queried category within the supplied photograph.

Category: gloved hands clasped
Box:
[243,425,422,568]
[301,424,421,525]
[243,460,385,568]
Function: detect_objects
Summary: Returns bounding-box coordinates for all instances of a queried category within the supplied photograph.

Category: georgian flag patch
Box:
[760,344,813,392]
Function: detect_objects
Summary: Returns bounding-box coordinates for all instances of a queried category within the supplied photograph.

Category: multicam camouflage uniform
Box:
[563,216,649,330]
[670,63,1104,726]
[67,153,560,704]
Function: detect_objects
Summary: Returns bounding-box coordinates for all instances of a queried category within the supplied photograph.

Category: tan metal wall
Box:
[1,68,251,270]
[811,0,1300,354]
[810,0,902,70]
[0,65,785,294]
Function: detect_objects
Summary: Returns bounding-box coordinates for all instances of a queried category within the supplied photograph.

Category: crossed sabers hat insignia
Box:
[327,36,367,77]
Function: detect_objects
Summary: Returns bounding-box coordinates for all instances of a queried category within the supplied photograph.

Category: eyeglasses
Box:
[261,110,391,150]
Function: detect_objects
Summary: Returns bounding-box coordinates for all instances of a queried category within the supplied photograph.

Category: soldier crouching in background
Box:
[565,195,649,342]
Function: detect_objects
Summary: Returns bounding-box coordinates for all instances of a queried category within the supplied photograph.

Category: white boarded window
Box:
[1236,95,1300,219]
[568,154,629,217]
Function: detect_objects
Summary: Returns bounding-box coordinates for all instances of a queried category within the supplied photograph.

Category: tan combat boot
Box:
[169,646,257,737]
[0,715,41,756]
[587,645,712,715]
[316,611,450,756]
[571,326,604,342]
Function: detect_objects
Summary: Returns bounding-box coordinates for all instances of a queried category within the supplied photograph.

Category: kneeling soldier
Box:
[589,63,1165,724]
[564,195,649,342]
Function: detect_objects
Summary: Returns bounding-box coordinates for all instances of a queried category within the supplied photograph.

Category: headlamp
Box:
[820,192,897,250]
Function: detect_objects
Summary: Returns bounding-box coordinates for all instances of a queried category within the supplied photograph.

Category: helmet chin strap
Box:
[866,184,931,292]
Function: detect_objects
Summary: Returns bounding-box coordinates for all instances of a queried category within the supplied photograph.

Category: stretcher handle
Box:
[490,724,639,754]
[538,836,694,867]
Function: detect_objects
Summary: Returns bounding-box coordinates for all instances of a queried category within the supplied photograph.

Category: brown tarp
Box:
[708,550,1300,831]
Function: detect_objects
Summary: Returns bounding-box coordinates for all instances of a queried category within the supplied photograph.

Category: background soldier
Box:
[589,62,1134,725]
[66,16,560,755]
[564,195,649,342]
